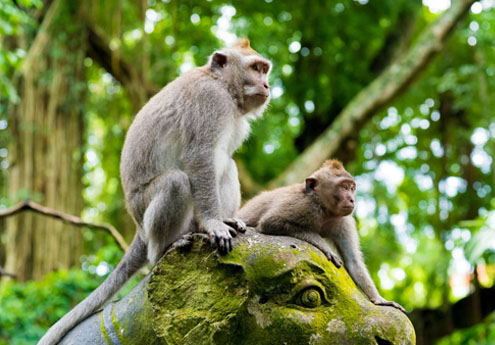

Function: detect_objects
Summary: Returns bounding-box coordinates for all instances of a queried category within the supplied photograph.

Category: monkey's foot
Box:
[372,298,407,314]
[165,233,202,255]
[223,218,247,234]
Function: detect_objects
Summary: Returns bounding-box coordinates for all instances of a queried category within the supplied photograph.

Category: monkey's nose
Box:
[263,83,269,90]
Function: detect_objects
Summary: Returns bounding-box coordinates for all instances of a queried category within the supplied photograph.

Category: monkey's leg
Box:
[142,170,194,264]
[219,160,246,234]
[223,218,247,233]
[370,296,407,314]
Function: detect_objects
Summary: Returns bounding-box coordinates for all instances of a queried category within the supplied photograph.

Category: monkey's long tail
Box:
[37,235,147,345]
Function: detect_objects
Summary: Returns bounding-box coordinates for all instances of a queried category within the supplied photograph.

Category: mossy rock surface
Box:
[61,230,415,345]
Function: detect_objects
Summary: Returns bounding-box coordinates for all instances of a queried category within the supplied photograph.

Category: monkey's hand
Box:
[223,218,247,234]
[371,297,407,314]
[324,251,343,268]
[202,219,238,254]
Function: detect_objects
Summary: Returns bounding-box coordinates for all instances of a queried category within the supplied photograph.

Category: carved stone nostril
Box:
[375,336,394,345]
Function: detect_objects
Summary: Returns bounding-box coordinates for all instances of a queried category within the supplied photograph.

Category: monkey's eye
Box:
[251,64,259,72]
[340,184,349,191]
[351,185,356,192]
[294,287,324,309]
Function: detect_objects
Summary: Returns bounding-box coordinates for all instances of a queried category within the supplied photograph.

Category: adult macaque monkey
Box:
[39,39,271,345]
[237,160,406,313]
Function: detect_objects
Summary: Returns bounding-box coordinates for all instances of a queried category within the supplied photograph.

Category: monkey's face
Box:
[331,178,356,216]
[209,42,272,114]
[308,173,356,217]
[239,56,271,112]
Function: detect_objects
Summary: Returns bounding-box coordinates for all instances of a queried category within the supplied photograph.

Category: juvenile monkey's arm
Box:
[258,215,342,268]
[331,217,406,313]
[290,231,343,268]
[332,220,380,299]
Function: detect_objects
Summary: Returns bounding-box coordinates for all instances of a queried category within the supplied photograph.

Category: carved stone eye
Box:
[298,288,322,308]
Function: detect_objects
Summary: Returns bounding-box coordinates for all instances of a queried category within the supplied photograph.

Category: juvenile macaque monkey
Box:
[39,39,271,345]
[237,160,406,313]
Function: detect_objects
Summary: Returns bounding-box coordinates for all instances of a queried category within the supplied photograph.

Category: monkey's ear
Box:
[305,177,318,194]
[210,52,228,70]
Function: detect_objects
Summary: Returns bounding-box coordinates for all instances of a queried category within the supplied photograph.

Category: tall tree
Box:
[6,0,87,281]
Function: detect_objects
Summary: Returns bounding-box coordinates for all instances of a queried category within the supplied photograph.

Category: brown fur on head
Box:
[322,159,344,170]
[231,38,261,57]
[305,160,356,217]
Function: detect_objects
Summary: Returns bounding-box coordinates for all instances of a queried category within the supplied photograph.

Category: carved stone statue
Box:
[61,230,415,345]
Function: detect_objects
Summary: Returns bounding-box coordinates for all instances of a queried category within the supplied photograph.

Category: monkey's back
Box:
[238,184,320,228]
[120,67,236,197]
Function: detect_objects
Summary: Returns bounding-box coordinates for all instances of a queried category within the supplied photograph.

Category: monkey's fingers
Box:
[227,227,238,238]
[223,218,247,234]
[327,254,343,268]
[213,227,234,254]
[217,237,226,254]
[222,237,233,253]
[375,301,407,314]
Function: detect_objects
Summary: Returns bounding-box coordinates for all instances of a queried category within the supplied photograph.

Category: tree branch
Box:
[87,25,159,111]
[0,267,17,279]
[268,0,475,188]
[0,200,128,251]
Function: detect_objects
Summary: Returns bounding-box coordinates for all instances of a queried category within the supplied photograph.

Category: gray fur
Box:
[38,41,271,345]
[237,163,406,313]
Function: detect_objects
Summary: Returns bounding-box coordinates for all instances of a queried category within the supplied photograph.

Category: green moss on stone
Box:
[144,231,415,345]
[61,230,416,345]
[99,311,112,345]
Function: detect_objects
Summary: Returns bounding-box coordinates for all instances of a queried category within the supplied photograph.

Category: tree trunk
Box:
[5,0,87,281]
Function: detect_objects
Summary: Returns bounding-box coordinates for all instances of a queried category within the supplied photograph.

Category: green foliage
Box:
[0,269,100,345]
[436,313,495,345]
[347,6,495,314]
[0,244,143,345]
[0,0,38,103]
[233,0,422,182]
[462,200,495,266]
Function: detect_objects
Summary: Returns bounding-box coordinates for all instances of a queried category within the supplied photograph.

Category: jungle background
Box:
[1,0,494,344]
